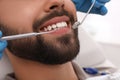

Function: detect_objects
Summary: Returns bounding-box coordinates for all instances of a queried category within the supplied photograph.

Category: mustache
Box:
[33,9,75,31]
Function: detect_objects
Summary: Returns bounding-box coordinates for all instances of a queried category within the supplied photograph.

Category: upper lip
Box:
[40,16,70,30]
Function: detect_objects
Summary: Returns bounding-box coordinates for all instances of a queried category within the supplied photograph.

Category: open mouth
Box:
[40,21,69,32]
[38,16,71,35]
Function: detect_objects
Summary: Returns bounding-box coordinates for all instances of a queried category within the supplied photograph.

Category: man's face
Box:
[0,0,80,65]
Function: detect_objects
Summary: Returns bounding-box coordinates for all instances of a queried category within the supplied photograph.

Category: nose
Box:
[44,0,64,12]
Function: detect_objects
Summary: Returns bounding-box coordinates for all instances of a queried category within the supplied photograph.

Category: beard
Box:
[0,9,80,65]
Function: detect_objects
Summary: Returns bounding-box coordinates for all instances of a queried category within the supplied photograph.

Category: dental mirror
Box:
[72,0,96,29]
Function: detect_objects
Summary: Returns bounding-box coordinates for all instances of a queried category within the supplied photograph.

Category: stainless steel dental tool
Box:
[0,0,95,41]
[72,0,96,29]
[0,31,54,41]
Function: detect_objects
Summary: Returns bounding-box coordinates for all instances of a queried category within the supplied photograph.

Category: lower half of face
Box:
[1,24,80,65]
[0,9,79,65]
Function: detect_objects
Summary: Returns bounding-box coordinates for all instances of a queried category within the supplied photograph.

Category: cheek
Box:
[0,1,44,32]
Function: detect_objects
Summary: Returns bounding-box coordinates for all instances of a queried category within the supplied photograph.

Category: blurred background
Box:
[77,0,120,68]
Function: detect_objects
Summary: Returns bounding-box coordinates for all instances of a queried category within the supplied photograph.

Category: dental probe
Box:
[0,22,79,41]
[0,31,54,41]
[0,21,80,41]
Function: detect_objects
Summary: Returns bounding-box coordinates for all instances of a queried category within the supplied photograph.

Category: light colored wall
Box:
[77,0,120,68]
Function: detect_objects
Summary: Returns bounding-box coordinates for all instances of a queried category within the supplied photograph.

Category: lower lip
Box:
[49,27,70,35]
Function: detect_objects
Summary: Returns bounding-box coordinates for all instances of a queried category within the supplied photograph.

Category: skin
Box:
[0,0,79,80]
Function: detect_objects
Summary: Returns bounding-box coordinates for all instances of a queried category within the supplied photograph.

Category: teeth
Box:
[44,22,68,31]
[47,26,52,31]
[44,28,47,31]
[56,22,62,28]
[62,22,67,27]
[52,24,57,29]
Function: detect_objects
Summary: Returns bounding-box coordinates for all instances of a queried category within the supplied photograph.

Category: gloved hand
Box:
[72,0,110,15]
[0,31,7,59]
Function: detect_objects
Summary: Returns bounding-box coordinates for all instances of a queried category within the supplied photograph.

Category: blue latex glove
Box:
[72,0,110,15]
[0,31,7,59]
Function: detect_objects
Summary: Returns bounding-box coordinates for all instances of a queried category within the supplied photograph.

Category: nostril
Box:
[50,5,58,9]
[45,2,64,12]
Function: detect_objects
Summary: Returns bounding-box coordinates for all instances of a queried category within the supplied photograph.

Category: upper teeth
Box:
[44,22,67,31]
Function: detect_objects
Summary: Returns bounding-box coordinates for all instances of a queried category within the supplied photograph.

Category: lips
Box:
[42,21,68,32]
[40,16,70,32]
